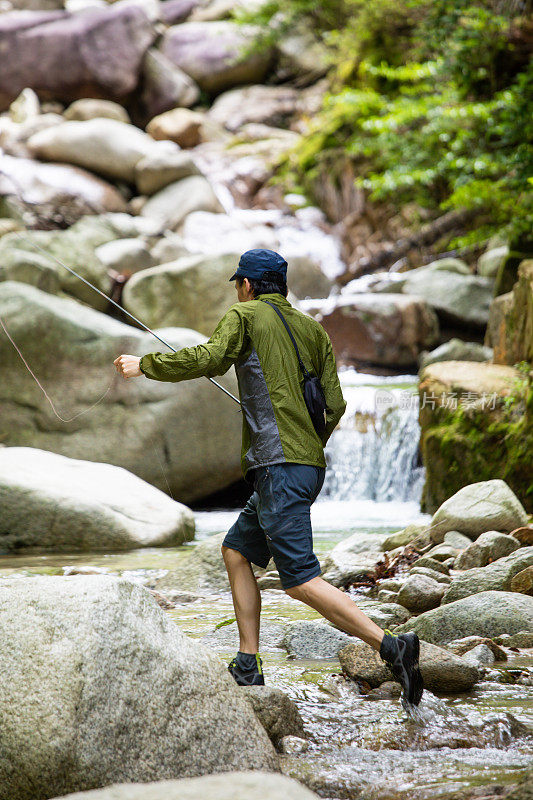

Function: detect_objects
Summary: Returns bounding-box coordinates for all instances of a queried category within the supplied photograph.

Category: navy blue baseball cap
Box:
[229,248,288,282]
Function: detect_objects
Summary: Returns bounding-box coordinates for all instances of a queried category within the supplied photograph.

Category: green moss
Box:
[420,376,533,513]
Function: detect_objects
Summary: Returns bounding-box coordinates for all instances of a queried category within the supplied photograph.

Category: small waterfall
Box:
[320,372,425,504]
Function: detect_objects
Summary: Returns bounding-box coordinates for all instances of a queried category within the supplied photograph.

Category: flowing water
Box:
[1,370,531,798]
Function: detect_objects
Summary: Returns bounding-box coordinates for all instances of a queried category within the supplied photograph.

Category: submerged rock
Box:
[0,447,194,551]
[442,547,533,603]
[338,639,480,693]
[397,590,533,643]
[0,576,278,800]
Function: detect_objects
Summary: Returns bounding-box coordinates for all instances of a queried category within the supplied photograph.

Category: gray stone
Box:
[397,574,446,612]
[241,686,305,744]
[398,269,494,328]
[139,48,201,122]
[0,447,194,552]
[511,566,533,596]
[64,99,131,123]
[376,578,403,592]
[443,547,533,603]
[277,736,309,755]
[155,532,230,593]
[461,644,495,668]
[201,619,285,653]
[0,282,242,503]
[493,631,533,648]
[208,84,299,133]
[382,524,428,551]
[354,598,411,629]
[339,639,480,693]
[411,556,449,574]
[446,636,507,661]
[444,530,473,549]
[122,251,238,337]
[377,589,398,603]
[408,567,452,584]
[321,532,386,587]
[477,245,509,278]
[429,480,528,543]
[454,531,521,570]
[283,620,354,659]
[424,544,460,562]
[140,175,224,230]
[49,773,318,800]
[134,150,202,195]
[95,238,154,274]
[419,338,493,370]
[0,576,277,800]
[287,255,332,301]
[397,591,533,644]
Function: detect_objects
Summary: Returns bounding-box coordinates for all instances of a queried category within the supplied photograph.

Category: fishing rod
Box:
[0,169,241,406]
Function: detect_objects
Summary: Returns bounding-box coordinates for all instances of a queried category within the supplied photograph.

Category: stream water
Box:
[1,370,531,798]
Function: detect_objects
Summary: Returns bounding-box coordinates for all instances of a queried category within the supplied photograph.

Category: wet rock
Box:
[134,149,201,195]
[0,6,155,111]
[429,479,528,543]
[147,107,204,147]
[454,531,520,570]
[397,590,533,644]
[140,174,224,229]
[160,21,273,95]
[202,619,285,652]
[283,621,355,659]
[319,293,439,368]
[446,636,507,661]
[138,48,201,122]
[443,547,533,603]
[382,523,428,551]
[64,99,131,123]
[0,575,278,800]
[419,338,493,370]
[339,639,480,693]
[208,84,299,133]
[242,686,305,744]
[408,567,452,585]
[0,447,195,551]
[397,574,446,612]
[366,681,402,699]
[494,631,533,648]
[460,644,496,668]
[0,282,242,502]
[122,251,238,337]
[278,736,309,755]
[511,566,533,596]
[49,773,318,800]
[28,118,180,183]
[320,532,387,587]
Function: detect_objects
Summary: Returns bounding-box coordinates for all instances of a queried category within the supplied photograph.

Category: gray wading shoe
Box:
[228,652,265,686]
[380,630,424,708]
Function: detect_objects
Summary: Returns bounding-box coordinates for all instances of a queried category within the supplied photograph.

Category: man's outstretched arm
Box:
[114,307,246,382]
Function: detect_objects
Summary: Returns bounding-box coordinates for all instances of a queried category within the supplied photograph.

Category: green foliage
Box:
[239,0,533,249]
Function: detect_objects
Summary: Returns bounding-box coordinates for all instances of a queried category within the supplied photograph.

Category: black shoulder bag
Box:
[261,300,327,437]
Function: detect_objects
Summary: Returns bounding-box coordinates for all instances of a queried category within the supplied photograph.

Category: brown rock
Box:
[147,108,204,147]
[446,636,507,661]
[511,566,533,596]
[241,686,305,745]
[319,293,439,368]
[486,259,533,365]
[510,526,533,546]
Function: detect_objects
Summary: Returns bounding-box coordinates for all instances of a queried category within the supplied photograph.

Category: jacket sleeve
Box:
[319,333,347,447]
[139,306,246,382]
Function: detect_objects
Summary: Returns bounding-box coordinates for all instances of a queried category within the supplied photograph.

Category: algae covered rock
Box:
[396,590,533,643]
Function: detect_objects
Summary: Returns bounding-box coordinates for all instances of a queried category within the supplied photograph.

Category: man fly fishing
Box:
[114,248,424,709]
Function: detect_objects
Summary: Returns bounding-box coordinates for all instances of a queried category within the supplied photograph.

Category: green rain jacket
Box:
[139,293,347,479]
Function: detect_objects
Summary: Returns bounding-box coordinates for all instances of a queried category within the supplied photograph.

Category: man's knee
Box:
[285,580,313,601]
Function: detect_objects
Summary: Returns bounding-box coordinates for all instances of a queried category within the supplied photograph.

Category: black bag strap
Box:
[261,299,311,378]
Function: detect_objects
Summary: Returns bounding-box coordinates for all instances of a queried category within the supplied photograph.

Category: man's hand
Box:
[114,354,142,379]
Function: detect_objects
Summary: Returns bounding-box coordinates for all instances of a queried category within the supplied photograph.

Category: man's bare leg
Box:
[221,545,261,653]
[286,576,384,650]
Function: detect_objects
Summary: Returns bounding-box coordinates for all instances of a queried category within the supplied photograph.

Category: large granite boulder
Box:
[486,259,533,365]
[338,639,480,693]
[28,118,180,185]
[160,20,273,95]
[0,6,155,111]
[319,293,439,368]
[122,252,239,336]
[140,175,225,229]
[418,364,532,514]
[396,590,533,643]
[49,772,318,800]
[0,282,242,503]
[454,530,521,570]
[0,447,195,552]
[0,575,277,800]
[442,547,533,603]
[428,479,528,543]
[283,620,355,659]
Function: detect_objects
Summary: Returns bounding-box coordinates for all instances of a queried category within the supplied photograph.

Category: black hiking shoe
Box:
[380,630,424,709]
[228,653,265,686]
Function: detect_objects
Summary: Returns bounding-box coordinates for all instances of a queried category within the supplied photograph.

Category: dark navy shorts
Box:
[222,462,325,590]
